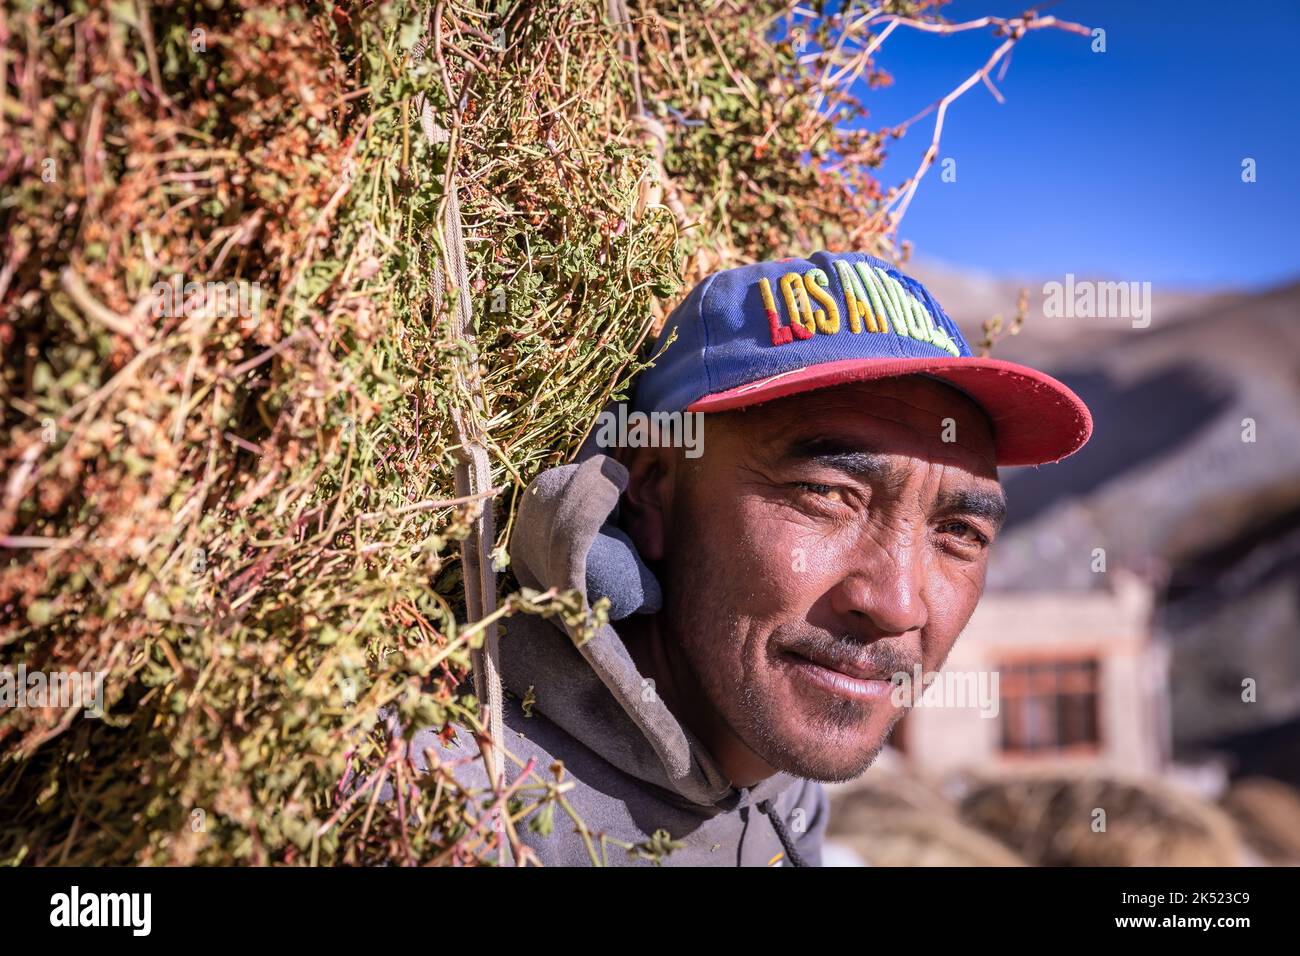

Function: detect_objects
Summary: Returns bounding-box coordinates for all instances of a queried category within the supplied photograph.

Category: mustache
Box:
[774,628,920,682]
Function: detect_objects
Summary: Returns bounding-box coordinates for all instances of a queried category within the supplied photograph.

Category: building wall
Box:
[902,573,1167,776]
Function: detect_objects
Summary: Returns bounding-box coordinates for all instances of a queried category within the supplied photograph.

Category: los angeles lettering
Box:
[759,260,960,357]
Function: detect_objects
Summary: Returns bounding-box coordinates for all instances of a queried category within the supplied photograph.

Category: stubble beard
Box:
[660,503,907,783]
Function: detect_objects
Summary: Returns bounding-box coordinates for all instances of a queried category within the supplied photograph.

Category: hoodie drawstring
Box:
[757,799,808,867]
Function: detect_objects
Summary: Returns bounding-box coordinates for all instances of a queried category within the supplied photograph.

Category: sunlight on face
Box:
[660,377,1002,781]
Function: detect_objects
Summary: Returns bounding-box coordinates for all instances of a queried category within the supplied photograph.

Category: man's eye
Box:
[937,520,989,546]
[794,481,846,503]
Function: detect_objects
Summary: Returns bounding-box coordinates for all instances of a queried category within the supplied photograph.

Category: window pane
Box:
[998,657,1101,755]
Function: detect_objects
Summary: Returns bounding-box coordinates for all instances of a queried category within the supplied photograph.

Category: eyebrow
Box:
[936,488,1008,530]
[781,437,1007,528]
[781,438,899,484]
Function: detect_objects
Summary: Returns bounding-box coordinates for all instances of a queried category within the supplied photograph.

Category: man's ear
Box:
[614,444,676,563]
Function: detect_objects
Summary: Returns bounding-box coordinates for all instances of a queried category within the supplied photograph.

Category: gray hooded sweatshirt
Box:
[404,454,829,866]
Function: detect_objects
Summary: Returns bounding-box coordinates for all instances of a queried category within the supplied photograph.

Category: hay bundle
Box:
[0,0,908,864]
[825,757,1026,866]
[1221,776,1300,864]
[957,769,1246,867]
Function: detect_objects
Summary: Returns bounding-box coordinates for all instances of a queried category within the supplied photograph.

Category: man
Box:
[407,250,1092,866]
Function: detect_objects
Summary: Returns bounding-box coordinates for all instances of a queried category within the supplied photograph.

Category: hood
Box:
[501,453,798,811]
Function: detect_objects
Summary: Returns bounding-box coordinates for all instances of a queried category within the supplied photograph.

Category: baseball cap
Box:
[631,250,1092,467]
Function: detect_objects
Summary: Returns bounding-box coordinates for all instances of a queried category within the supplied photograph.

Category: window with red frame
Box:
[998,657,1101,755]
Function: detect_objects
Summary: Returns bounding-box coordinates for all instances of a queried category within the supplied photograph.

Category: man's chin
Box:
[775,743,888,783]
[733,676,905,781]
[757,721,896,783]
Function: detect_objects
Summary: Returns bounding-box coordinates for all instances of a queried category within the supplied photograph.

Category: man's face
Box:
[627,376,1005,782]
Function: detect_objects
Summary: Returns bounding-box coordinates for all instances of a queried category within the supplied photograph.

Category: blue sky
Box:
[851,0,1300,289]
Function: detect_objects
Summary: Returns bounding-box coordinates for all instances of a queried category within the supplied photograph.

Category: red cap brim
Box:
[684,357,1093,467]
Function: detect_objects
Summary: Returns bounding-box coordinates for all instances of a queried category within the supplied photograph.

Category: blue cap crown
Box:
[633,251,972,414]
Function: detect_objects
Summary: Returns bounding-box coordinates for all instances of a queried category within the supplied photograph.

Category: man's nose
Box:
[828,545,928,637]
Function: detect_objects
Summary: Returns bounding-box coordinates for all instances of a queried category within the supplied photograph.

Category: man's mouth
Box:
[777,648,900,704]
